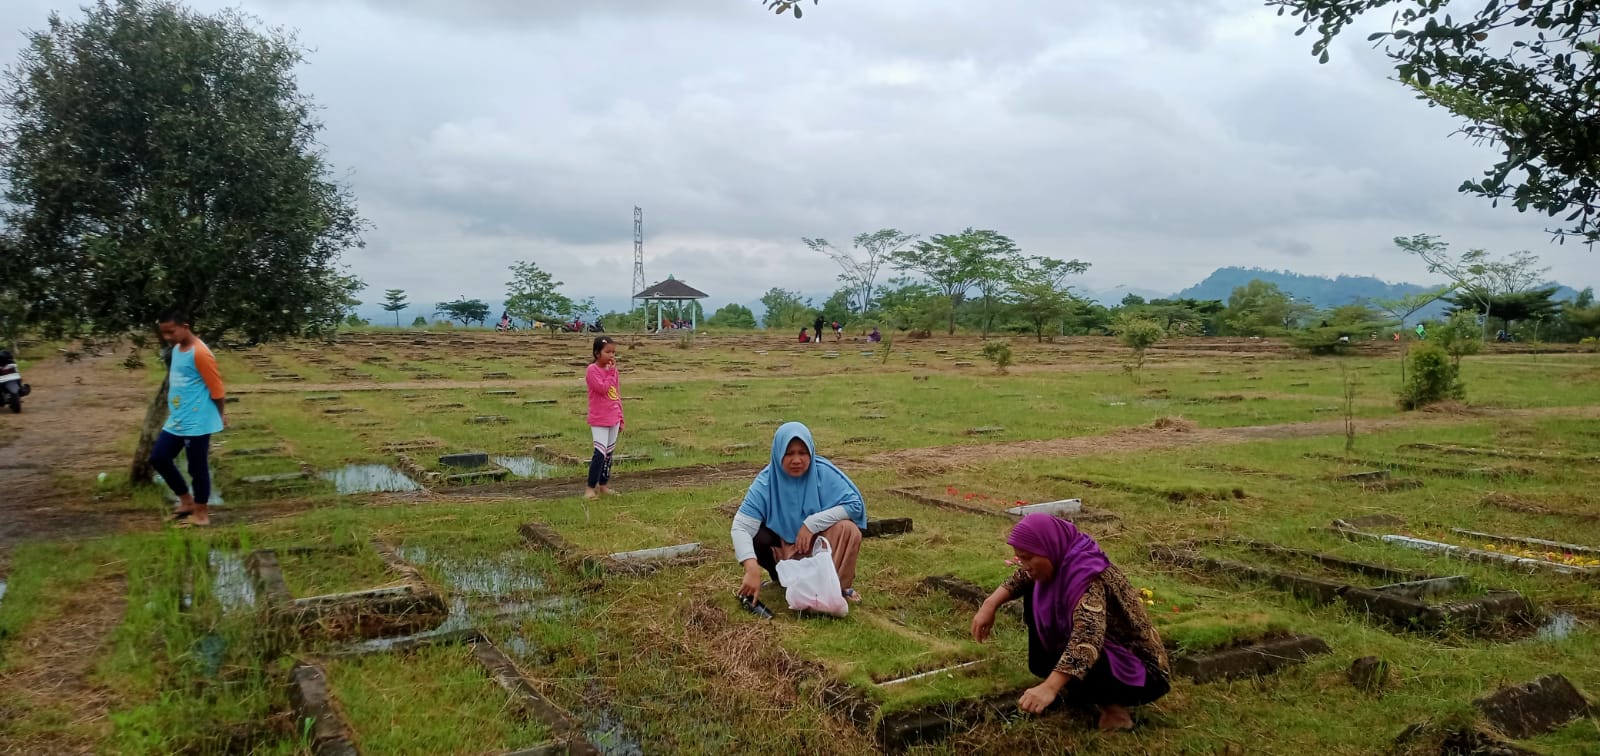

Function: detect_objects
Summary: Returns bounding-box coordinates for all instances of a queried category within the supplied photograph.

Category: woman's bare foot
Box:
[187,504,211,526]
[843,588,862,603]
[598,485,614,496]
[583,488,600,501]
[172,493,196,519]
[1096,705,1134,732]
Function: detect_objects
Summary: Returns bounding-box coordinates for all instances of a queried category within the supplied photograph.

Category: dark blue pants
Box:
[150,431,212,504]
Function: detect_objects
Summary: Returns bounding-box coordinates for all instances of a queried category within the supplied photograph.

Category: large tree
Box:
[803,228,917,315]
[707,303,759,330]
[504,260,571,326]
[1009,255,1091,342]
[1395,234,1548,337]
[1272,0,1600,245]
[381,289,409,327]
[0,0,365,481]
[890,228,1020,335]
[759,287,811,329]
[436,298,491,327]
[1224,280,1314,336]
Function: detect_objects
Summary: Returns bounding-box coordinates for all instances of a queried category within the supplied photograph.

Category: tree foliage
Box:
[504,260,572,326]
[1223,280,1314,336]
[804,228,916,315]
[0,0,365,346]
[1272,0,1600,244]
[1395,234,1550,336]
[891,228,1020,335]
[436,298,490,326]
[759,287,811,329]
[1009,255,1091,342]
[1115,316,1165,382]
[708,303,759,330]
[1398,342,1465,410]
[381,289,409,326]
[1,0,366,481]
[755,0,816,19]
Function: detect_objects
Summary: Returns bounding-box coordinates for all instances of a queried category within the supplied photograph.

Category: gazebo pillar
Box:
[691,300,697,331]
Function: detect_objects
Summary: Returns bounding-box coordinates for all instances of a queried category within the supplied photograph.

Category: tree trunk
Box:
[130,375,171,483]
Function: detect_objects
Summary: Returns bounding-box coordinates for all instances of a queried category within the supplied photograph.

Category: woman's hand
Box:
[794,525,815,555]
[738,562,763,598]
[971,605,997,642]
[1018,683,1059,715]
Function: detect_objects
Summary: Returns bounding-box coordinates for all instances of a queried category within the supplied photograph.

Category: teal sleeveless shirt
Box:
[163,343,224,436]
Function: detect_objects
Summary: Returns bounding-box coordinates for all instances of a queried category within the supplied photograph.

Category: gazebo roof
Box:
[633,277,708,300]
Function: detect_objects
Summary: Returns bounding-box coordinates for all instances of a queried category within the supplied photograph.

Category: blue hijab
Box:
[736,422,867,541]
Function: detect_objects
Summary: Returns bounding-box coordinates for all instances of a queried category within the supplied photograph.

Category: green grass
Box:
[326,643,551,755]
[12,334,1600,754]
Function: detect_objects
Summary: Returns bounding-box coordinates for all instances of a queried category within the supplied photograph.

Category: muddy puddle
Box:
[209,550,256,614]
[587,708,645,756]
[491,456,557,479]
[321,464,422,494]
[1536,611,1580,641]
[397,546,549,595]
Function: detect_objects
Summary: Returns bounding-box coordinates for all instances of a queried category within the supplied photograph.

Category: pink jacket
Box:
[585,363,623,427]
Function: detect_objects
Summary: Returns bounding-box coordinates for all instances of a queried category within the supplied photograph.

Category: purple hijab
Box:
[1007,514,1147,687]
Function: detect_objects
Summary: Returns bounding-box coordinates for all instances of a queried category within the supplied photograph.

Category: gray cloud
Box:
[1,0,1593,314]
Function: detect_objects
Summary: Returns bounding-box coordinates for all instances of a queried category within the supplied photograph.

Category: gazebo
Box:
[633,276,709,332]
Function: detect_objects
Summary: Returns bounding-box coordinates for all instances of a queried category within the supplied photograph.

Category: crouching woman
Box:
[732,422,866,603]
[971,514,1170,731]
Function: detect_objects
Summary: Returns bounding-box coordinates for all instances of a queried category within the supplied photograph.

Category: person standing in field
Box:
[584,336,623,500]
[151,309,227,527]
[813,314,826,347]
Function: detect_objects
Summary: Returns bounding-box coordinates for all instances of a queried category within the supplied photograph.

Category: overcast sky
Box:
[3,0,1595,313]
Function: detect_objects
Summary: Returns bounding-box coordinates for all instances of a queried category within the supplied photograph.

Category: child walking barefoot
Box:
[585,337,623,499]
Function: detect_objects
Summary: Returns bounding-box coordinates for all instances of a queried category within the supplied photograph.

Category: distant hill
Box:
[1169,267,1582,323]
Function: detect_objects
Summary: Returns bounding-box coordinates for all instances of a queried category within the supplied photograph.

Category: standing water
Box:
[321,465,422,494]
[1536,611,1579,641]
[208,550,256,614]
[491,456,557,479]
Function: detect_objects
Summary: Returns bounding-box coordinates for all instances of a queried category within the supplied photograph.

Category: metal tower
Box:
[631,206,645,311]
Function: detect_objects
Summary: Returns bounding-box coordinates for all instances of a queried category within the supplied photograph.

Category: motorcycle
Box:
[0,350,30,414]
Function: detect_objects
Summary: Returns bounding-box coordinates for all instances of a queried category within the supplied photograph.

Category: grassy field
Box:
[2,331,1599,754]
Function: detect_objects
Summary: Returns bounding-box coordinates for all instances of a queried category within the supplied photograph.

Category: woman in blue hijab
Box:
[732,422,868,602]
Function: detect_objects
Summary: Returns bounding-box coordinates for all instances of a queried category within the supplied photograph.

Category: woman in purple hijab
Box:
[971,514,1170,731]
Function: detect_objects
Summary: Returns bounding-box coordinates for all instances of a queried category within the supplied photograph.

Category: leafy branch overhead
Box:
[1268,0,1600,244]
[756,0,819,18]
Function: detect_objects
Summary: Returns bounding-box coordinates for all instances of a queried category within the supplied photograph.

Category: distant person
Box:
[798,327,811,343]
[151,309,227,527]
[832,321,843,341]
[497,311,513,332]
[584,337,623,500]
[813,315,826,346]
[732,423,867,605]
[1415,323,1427,340]
[970,514,1170,730]
[868,327,881,343]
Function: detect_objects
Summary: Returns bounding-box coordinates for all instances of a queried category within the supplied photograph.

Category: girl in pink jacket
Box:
[585,337,623,499]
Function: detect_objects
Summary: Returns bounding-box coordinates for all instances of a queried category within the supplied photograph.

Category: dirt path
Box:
[0,571,128,754]
[0,352,156,551]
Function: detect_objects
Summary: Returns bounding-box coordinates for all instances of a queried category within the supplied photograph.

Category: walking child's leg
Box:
[149,431,194,513]
[598,425,619,491]
[184,435,213,524]
[585,426,608,498]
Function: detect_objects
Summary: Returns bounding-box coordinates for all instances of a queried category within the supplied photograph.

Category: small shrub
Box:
[981,341,1013,373]
[1116,317,1165,383]
[411,316,428,327]
[674,331,694,350]
[1434,311,1482,368]
[1581,336,1600,352]
[1398,343,1464,410]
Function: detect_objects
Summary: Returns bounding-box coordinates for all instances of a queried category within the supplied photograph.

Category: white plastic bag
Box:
[775,536,850,617]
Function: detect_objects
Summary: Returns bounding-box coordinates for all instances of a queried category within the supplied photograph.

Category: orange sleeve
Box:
[195,345,226,399]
